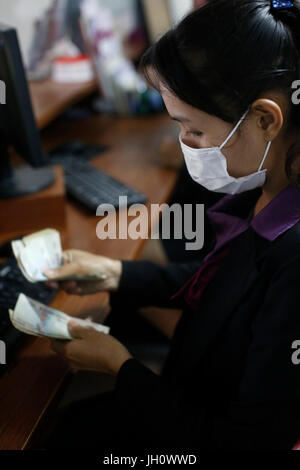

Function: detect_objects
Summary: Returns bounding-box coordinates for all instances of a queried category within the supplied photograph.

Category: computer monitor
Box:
[0,24,54,198]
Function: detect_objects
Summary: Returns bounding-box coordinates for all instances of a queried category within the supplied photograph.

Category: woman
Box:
[44,0,300,450]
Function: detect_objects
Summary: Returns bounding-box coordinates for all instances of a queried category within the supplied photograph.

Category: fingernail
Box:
[44,270,56,278]
[68,320,79,330]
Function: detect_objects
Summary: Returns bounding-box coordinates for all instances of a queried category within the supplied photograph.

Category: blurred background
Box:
[0,0,196,115]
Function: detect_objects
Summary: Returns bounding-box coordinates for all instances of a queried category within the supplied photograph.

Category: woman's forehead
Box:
[161,90,216,127]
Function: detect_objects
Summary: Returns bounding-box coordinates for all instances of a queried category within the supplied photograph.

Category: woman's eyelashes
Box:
[186,131,203,137]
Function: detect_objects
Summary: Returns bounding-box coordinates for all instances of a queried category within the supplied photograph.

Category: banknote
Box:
[9,293,110,339]
[11,228,107,283]
[12,229,62,282]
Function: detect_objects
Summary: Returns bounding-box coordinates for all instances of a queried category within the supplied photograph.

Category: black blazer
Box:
[110,197,300,450]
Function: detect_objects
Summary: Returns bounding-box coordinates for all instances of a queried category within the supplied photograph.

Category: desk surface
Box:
[0,112,179,450]
[29,79,98,130]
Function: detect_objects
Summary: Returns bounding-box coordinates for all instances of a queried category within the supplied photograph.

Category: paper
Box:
[12,229,63,282]
[9,293,110,339]
[11,228,107,283]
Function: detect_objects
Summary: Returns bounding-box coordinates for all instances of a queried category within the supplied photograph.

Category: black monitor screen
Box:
[0,24,45,167]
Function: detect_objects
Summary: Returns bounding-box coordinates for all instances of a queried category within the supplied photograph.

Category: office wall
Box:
[0,0,194,66]
[0,0,52,65]
[101,0,136,16]
[100,0,137,37]
[168,0,193,24]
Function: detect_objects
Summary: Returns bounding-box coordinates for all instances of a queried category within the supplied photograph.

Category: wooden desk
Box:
[0,112,179,450]
[29,79,98,130]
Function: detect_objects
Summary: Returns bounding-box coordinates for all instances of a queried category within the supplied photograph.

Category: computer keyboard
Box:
[0,257,57,373]
[49,155,148,212]
[48,140,110,161]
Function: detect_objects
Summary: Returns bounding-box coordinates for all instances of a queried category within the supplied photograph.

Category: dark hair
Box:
[140,0,300,186]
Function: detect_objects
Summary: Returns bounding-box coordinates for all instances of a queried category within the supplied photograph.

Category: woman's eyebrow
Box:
[170,115,191,123]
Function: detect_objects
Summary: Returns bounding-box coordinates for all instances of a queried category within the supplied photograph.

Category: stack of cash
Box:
[10,228,110,339]
[9,293,110,340]
[11,229,63,283]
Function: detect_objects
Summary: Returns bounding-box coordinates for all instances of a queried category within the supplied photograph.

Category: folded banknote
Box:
[11,228,107,283]
[11,228,62,283]
[9,293,110,340]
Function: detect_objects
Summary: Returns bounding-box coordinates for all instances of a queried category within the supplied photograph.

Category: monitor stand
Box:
[0,148,55,199]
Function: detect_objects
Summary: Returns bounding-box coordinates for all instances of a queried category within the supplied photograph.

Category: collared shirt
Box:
[171,184,300,311]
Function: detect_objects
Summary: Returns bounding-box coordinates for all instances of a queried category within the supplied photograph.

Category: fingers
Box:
[62,251,74,264]
[67,320,88,338]
[50,339,68,355]
[50,340,79,372]
[61,281,83,295]
[45,281,59,290]
[45,279,83,295]
[43,261,79,281]
[68,362,79,373]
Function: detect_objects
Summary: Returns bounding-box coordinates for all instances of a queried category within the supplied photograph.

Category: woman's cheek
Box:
[224,146,252,178]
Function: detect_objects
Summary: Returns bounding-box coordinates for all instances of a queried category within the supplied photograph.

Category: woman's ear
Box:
[251,98,284,141]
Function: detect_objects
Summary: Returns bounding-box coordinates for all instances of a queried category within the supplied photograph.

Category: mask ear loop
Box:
[258,141,272,171]
[219,108,250,150]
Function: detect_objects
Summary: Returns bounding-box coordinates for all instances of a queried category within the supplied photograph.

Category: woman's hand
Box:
[50,321,133,376]
[44,249,122,295]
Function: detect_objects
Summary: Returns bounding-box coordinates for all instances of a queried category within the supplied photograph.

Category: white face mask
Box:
[179,109,272,195]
